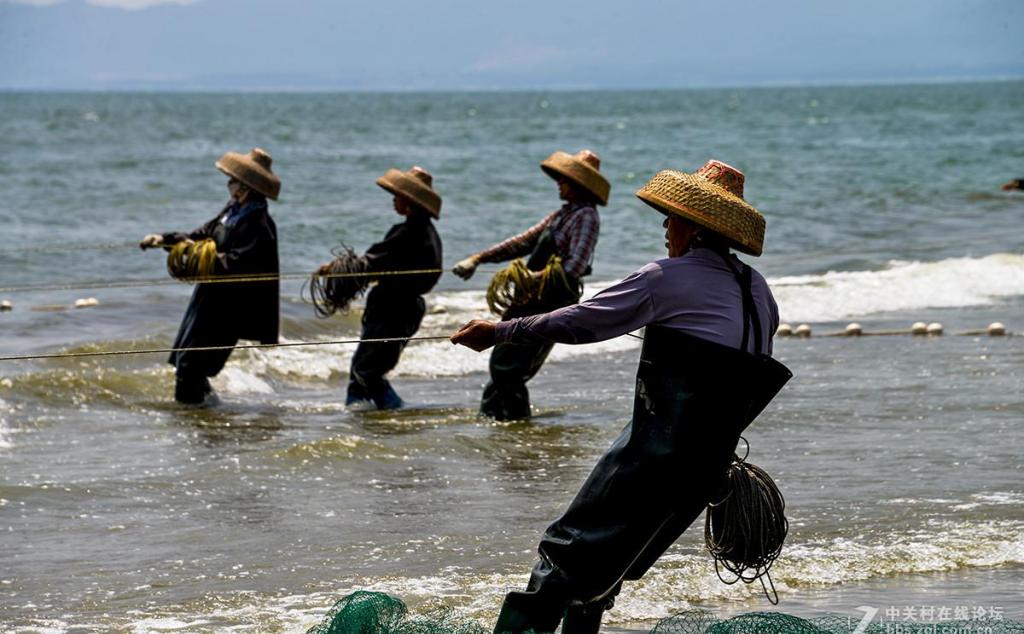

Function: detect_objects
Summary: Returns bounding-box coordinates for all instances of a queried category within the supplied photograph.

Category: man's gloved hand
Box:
[452,255,480,280]
[139,234,164,250]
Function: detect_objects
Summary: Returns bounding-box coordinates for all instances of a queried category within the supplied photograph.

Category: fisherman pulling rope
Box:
[140,147,281,405]
[452,149,607,421]
[452,160,792,634]
[315,166,443,411]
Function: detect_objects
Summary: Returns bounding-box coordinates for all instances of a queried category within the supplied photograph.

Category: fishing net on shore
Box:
[167,238,218,281]
[307,590,485,634]
[304,245,371,317]
[486,255,575,316]
[650,610,1023,633]
[307,591,1024,634]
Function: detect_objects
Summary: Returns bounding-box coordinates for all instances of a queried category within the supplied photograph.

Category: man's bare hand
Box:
[450,319,497,351]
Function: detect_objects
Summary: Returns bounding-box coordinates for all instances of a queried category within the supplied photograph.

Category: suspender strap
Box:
[721,252,764,355]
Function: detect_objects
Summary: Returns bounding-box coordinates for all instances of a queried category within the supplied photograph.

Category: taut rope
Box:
[0,335,454,362]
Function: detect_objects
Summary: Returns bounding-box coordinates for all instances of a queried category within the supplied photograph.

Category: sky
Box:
[1,0,1022,90]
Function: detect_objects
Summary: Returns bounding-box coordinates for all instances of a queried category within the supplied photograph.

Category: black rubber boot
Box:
[493,592,562,634]
[175,374,212,405]
[560,604,604,634]
[561,587,616,634]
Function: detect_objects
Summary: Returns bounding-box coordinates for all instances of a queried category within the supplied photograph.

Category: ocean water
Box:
[1,82,1023,632]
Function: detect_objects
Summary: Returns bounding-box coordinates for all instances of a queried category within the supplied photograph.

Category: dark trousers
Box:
[479,278,579,420]
[168,295,238,404]
[495,374,739,632]
[480,339,555,420]
[348,292,425,404]
[171,346,234,404]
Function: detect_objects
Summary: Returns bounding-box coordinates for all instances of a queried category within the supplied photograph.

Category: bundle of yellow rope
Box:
[166,238,218,282]
[485,255,571,315]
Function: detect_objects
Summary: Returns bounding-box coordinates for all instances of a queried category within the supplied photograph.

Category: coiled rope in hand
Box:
[166,239,219,282]
[485,255,572,315]
[303,245,371,318]
[704,439,788,604]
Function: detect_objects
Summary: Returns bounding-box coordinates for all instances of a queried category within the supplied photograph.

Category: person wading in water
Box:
[452,160,792,634]
[140,148,280,405]
[452,150,608,420]
[320,166,443,410]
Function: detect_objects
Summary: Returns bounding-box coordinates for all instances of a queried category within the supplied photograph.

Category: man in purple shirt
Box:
[452,160,792,634]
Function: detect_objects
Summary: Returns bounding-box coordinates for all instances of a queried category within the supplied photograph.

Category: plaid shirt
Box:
[476,202,600,279]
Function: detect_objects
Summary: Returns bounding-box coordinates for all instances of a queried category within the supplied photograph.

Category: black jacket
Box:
[364,211,442,300]
[163,198,279,345]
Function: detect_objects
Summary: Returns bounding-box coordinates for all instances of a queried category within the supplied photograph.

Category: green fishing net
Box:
[306,591,486,634]
[307,591,1024,634]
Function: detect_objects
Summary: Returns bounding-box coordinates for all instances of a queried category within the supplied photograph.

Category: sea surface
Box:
[1,82,1023,632]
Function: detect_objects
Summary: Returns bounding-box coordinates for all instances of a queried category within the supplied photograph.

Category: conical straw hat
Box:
[541,149,610,206]
[376,166,442,218]
[635,160,765,256]
[215,148,281,200]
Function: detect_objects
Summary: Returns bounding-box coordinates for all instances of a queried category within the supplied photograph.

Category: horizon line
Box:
[2,75,1023,95]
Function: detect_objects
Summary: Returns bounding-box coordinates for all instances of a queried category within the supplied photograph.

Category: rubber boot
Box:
[560,605,604,634]
[493,592,561,634]
[370,380,403,410]
[346,380,376,411]
[175,374,216,406]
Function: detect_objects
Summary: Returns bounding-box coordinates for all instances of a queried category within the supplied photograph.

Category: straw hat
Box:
[635,160,765,256]
[215,148,281,200]
[541,149,610,206]
[376,166,442,218]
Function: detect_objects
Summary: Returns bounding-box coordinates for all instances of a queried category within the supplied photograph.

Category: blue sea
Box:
[1,82,1023,632]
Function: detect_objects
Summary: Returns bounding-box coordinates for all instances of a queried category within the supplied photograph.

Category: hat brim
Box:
[635,170,764,256]
[541,152,610,206]
[376,170,441,218]
[216,153,280,200]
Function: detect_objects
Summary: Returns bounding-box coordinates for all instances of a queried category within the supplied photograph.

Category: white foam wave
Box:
[15,519,1016,632]
[231,253,1024,383]
[213,367,275,395]
[0,396,14,449]
[771,252,1024,323]
[237,282,639,382]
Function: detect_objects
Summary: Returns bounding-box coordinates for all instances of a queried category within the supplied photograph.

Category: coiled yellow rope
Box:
[485,255,572,315]
[166,239,219,282]
[303,245,371,318]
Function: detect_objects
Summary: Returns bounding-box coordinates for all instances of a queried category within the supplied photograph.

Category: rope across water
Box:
[0,267,451,294]
[0,335,453,362]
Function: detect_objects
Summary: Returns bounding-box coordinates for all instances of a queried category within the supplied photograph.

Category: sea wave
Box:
[771,252,1024,323]
[4,252,1022,393]
[9,519,1014,632]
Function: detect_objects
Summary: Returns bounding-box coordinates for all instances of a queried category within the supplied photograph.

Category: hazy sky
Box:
[2,0,1022,90]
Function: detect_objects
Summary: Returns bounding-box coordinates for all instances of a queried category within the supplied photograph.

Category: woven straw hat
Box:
[376,166,442,218]
[216,148,281,200]
[541,149,610,206]
[635,160,765,256]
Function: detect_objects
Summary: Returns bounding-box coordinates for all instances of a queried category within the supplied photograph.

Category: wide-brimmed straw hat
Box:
[541,149,610,206]
[216,148,281,200]
[635,160,765,256]
[376,166,442,218]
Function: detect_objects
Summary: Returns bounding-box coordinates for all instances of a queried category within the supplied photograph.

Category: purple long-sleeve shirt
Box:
[495,248,779,355]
